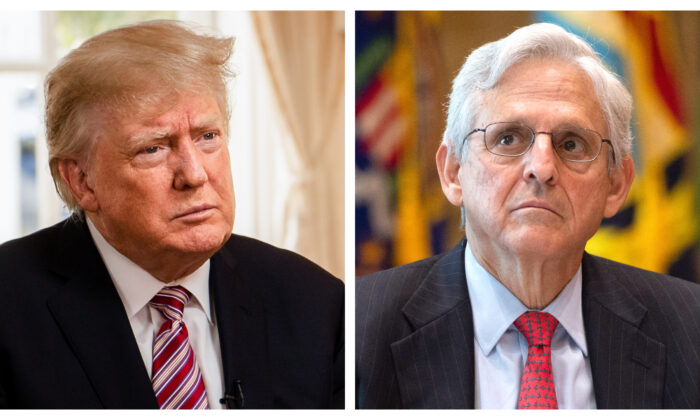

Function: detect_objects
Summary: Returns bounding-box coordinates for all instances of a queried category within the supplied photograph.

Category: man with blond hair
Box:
[0,20,343,409]
[356,22,700,409]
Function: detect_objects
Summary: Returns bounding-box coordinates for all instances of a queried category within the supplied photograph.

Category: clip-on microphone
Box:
[219,379,245,409]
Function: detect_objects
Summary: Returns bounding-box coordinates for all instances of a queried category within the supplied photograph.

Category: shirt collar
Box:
[544,264,587,356]
[87,218,213,324]
[464,243,588,357]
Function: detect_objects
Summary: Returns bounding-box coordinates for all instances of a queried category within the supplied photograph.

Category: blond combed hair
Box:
[45,20,235,213]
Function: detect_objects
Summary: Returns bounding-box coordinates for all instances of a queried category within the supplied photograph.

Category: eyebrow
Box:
[127,116,223,146]
[129,130,169,146]
[189,116,223,133]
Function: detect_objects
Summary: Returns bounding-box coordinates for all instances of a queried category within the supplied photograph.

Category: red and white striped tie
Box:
[150,286,209,409]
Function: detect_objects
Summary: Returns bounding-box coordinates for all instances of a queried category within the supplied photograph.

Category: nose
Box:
[522,132,558,185]
[172,138,208,190]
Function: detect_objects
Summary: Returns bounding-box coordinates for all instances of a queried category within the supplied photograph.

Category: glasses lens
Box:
[484,122,533,156]
[552,127,602,162]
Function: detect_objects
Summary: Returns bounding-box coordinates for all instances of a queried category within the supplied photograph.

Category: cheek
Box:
[210,155,233,195]
[464,158,514,211]
[205,152,235,214]
[564,174,610,225]
[97,166,171,214]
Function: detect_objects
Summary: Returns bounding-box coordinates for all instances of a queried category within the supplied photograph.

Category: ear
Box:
[603,155,635,218]
[57,159,99,212]
[436,142,464,207]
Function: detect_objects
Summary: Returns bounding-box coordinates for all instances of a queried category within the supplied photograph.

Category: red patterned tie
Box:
[150,286,209,409]
[514,311,559,409]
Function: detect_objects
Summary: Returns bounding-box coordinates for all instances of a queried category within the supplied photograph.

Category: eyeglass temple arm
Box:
[462,128,485,147]
[602,139,616,164]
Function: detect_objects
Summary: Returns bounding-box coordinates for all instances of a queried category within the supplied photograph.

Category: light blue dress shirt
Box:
[464,243,596,409]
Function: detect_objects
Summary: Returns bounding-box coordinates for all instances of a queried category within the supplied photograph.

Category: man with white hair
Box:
[356,22,700,409]
[0,20,343,409]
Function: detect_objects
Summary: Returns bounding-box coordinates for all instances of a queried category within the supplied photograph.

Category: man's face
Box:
[83,93,234,277]
[453,59,629,261]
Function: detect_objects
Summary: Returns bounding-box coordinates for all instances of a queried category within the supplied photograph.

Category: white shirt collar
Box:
[464,242,588,357]
[87,218,213,324]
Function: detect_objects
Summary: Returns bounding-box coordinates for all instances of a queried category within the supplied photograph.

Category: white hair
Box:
[444,22,632,169]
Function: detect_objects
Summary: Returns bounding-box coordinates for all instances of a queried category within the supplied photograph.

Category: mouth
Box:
[514,201,559,215]
[173,204,216,220]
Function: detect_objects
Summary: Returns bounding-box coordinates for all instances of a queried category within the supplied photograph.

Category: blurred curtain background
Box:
[355,10,700,284]
[252,11,345,281]
[0,10,344,280]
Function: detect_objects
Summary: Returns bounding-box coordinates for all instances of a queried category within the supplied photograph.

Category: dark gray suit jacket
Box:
[0,218,344,409]
[356,240,700,408]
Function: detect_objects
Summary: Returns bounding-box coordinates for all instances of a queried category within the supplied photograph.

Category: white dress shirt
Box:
[87,219,225,409]
[464,243,596,409]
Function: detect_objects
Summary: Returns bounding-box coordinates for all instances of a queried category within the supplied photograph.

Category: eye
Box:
[563,139,582,152]
[143,145,160,154]
[197,131,222,153]
[484,123,533,156]
[490,129,526,150]
[558,134,587,154]
[498,133,518,146]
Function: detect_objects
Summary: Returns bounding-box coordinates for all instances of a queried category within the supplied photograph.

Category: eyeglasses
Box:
[465,121,615,163]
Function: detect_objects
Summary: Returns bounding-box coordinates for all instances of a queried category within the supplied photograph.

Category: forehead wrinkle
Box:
[123,96,225,148]
[483,63,604,133]
[495,73,594,108]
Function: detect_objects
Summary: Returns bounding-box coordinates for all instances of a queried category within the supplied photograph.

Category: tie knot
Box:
[150,286,191,321]
[514,311,558,347]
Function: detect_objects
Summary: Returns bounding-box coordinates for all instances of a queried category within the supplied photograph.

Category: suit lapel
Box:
[46,219,157,408]
[211,241,271,408]
[391,241,475,408]
[581,253,665,409]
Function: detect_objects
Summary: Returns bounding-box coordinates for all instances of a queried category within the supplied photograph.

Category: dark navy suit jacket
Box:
[356,240,700,408]
[0,218,344,408]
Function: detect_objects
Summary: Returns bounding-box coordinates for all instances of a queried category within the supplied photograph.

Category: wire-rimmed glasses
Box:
[465,121,615,163]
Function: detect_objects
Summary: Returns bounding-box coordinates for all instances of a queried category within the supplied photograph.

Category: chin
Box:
[506,229,569,257]
[172,223,232,255]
